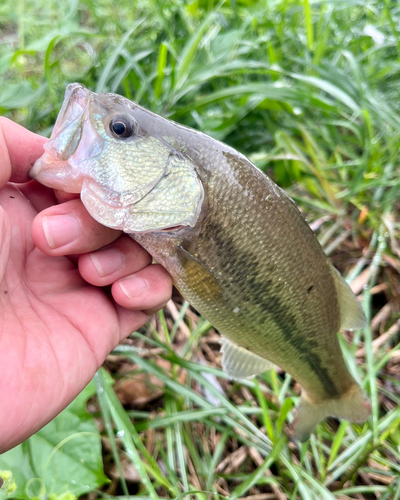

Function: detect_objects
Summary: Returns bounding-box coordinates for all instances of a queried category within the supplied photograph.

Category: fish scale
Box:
[135,151,347,401]
[31,83,371,440]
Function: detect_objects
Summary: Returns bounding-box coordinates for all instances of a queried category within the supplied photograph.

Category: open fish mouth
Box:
[30,84,97,193]
[52,83,90,140]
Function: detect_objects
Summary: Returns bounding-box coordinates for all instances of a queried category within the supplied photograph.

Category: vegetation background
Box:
[1,0,400,499]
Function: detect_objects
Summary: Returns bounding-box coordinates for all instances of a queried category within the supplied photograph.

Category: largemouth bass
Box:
[31,83,370,441]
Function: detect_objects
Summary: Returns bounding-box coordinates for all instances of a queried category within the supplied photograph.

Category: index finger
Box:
[0,117,47,188]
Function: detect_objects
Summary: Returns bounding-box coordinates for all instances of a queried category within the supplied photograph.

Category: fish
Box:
[31,83,371,441]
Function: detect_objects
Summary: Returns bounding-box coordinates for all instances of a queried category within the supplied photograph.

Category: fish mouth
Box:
[52,83,91,139]
[29,156,79,192]
[30,84,96,193]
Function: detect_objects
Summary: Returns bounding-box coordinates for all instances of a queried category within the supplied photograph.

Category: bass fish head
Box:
[31,83,204,232]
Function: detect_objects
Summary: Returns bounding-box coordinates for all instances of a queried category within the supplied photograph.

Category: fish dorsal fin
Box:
[332,267,366,330]
[176,245,224,303]
[220,337,274,380]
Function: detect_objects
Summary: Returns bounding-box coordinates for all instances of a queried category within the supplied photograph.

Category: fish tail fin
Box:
[292,385,371,442]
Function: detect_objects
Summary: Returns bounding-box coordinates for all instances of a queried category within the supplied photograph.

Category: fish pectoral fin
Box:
[176,245,224,302]
[220,337,274,380]
[292,384,371,442]
[332,266,366,330]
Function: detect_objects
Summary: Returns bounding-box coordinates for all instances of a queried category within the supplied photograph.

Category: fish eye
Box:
[110,115,136,139]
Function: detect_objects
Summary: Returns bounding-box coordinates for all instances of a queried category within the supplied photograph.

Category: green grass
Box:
[2,0,400,499]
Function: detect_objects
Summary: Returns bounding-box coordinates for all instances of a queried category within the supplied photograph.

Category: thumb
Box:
[0,117,47,188]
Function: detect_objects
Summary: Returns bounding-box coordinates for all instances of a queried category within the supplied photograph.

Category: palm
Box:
[0,183,156,451]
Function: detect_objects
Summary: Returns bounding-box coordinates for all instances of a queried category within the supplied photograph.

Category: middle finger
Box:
[78,235,152,286]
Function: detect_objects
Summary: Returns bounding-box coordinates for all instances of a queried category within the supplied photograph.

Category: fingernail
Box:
[42,215,80,249]
[119,276,147,299]
[90,249,123,278]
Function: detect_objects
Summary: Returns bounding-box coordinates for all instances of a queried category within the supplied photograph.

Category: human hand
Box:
[0,117,172,452]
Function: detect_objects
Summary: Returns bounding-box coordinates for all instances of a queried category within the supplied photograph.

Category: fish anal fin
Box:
[221,337,274,380]
[176,245,224,302]
[292,384,371,442]
[332,267,366,330]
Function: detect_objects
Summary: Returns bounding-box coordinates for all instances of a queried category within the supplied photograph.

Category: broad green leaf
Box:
[0,382,108,500]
